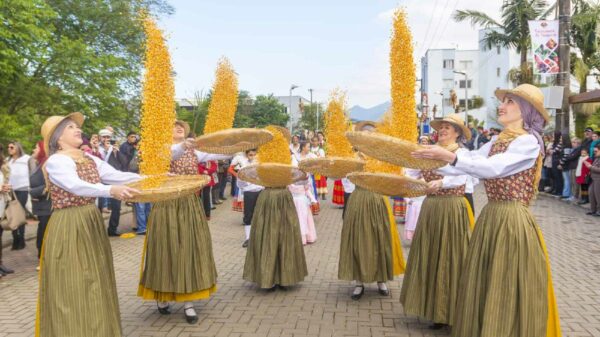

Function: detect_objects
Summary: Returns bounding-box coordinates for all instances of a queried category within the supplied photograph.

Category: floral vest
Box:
[50,156,100,209]
[484,140,536,205]
[422,169,465,197]
[170,148,198,175]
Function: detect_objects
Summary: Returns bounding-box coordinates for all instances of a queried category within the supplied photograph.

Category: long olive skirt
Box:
[243,188,308,288]
[338,187,393,283]
[138,193,217,302]
[451,201,547,337]
[36,204,122,337]
[400,196,471,325]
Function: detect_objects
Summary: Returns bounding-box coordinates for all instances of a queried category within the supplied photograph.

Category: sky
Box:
[161,0,503,108]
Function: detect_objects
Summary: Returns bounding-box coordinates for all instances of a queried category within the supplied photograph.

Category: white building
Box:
[421,29,521,127]
[273,95,311,130]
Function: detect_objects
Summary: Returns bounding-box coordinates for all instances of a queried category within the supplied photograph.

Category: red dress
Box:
[332,180,345,206]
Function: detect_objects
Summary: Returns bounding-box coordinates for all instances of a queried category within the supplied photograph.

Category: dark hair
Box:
[595,131,600,136]
[561,136,572,148]
[596,143,600,150]
[581,148,589,154]
[245,148,257,155]
[127,131,137,137]
[553,131,561,144]
[7,141,24,158]
[299,142,310,152]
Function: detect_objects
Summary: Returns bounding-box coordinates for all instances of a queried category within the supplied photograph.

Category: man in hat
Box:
[98,128,128,236]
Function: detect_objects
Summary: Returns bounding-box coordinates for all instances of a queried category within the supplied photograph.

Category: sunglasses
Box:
[8,146,14,149]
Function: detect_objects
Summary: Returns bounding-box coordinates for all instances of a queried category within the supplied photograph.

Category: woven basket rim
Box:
[347,171,428,197]
[345,131,446,170]
[126,175,209,202]
[268,125,291,142]
[238,163,307,188]
[196,128,273,154]
[298,156,365,179]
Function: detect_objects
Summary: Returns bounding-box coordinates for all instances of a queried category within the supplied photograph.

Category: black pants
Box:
[218,172,227,199]
[36,215,50,259]
[201,186,211,218]
[551,167,563,195]
[11,190,29,249]
[211,183,220,203]
[243,191,261,226]
[99,198,121,235]
[581,183,589,202]
[230,175,237,196]
[464,193,474,211]
[342,192,352,220]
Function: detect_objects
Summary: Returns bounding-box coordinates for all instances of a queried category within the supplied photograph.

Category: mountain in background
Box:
[349,101,390,121]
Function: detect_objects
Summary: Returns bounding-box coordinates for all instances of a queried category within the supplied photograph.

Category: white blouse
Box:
[405,157,469,190]
[8,155,31,191]
[443,134,540,179]
[46,153,141,198]
[171,143,232,162]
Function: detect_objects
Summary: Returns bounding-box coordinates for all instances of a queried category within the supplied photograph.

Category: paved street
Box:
[0,187,599,337]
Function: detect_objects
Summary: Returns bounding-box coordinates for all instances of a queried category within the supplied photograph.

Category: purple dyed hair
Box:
[507,94,546,155]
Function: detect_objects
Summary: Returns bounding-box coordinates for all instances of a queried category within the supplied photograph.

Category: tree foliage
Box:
[297,103,325,133]
[0,0,172,150]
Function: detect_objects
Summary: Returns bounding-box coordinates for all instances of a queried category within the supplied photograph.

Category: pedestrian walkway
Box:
[0,189,598,336]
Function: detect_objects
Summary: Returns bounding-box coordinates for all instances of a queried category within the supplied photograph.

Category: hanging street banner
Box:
[528,20,560,75]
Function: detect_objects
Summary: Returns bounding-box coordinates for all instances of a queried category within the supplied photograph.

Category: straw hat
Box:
[175,120,191,137]
[430,113,471,141]
[345,131,446,170]
[494,83,550,122]
[238,163,307,188]
[347,172,428,197]
[196,128,274,154]
[298,157,365,179]
[41,112,85,155]
[126,175,210,203]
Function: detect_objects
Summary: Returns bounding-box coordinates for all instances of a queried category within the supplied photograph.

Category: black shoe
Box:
[586,211,597,215]
[211,206,216,210]
[107,231,121,237]
[350,286,364,301]
[157,303,170,315]
[429,323,447,330]
[184,308,198,324]
[266,285,278,292]
[242,240,249,248]
[132,227,138,231]
[219,197,227,201]
[378,288,390,296]
[0,265,14,274]
[136,231,146,236]
[278,285,288,291]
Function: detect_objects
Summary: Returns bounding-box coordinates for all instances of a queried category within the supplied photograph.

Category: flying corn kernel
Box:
[324,89,354,158]
[390,8,418,143]
[139,16,175,188]
[204,57,239,134]
[258,125,291,165]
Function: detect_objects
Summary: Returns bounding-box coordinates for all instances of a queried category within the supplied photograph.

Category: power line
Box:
[429,0,463,50]
[417,0,442,57]
[423,0,453,53]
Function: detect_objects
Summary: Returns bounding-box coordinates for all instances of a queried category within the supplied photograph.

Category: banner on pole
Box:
[528,20,560,74]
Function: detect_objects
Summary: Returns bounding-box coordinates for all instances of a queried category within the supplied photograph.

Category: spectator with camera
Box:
[98,128,128,236]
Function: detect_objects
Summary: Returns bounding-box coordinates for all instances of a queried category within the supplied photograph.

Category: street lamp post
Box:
[434,91,445,116]
[308,88,314,131]
[289,84,299,135]
[453,70,468,124]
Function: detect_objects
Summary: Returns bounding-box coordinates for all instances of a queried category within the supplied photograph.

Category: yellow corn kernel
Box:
[139,16,175,188]
[324,89,354,158]
[203,57,239,134]
[258,125,291,165]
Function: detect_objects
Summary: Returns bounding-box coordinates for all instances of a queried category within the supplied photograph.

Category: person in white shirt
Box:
[6,141,30,250]
[412,84,561,337]
[289,135,301,155]
[38,113,141,337]
[236,149,263,248]
[340,177,355,219]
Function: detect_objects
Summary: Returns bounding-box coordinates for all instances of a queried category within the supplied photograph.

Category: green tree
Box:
[298,103,325,132]
[454,0,555,84]
[249,94,288,127]
[0,0,172,149]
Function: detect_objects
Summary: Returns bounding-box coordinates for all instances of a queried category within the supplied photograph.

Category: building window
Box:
[459,60,472,70]
[497,45,501,54]
[497,67,501,77]
[443,59,454,69]
[459,80,472,89]
[443,79,454,89]
[443,98,452,107]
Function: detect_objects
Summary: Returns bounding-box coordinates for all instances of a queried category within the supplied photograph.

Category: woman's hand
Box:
[1,184,12,192]
[583,161,592,168]
[425,180,443,194]
[411,145,457,163]
[110,185,140,201]
[183,138,196,150]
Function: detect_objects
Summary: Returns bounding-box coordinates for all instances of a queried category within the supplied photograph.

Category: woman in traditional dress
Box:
[400,113,474,329]
[138,120,229,324]
[338,185,403,300]
[332,179,345,207]
[291,155,318,245]
[37,113,141,337]
[310,137,327,200]
[413,84,561,337]
[295,142,320,215]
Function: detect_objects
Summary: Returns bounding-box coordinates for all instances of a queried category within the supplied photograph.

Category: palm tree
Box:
[453,0,555,84]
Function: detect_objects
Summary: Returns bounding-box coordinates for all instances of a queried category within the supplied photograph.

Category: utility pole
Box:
[557,0,571,133]
[308,88,314,131]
